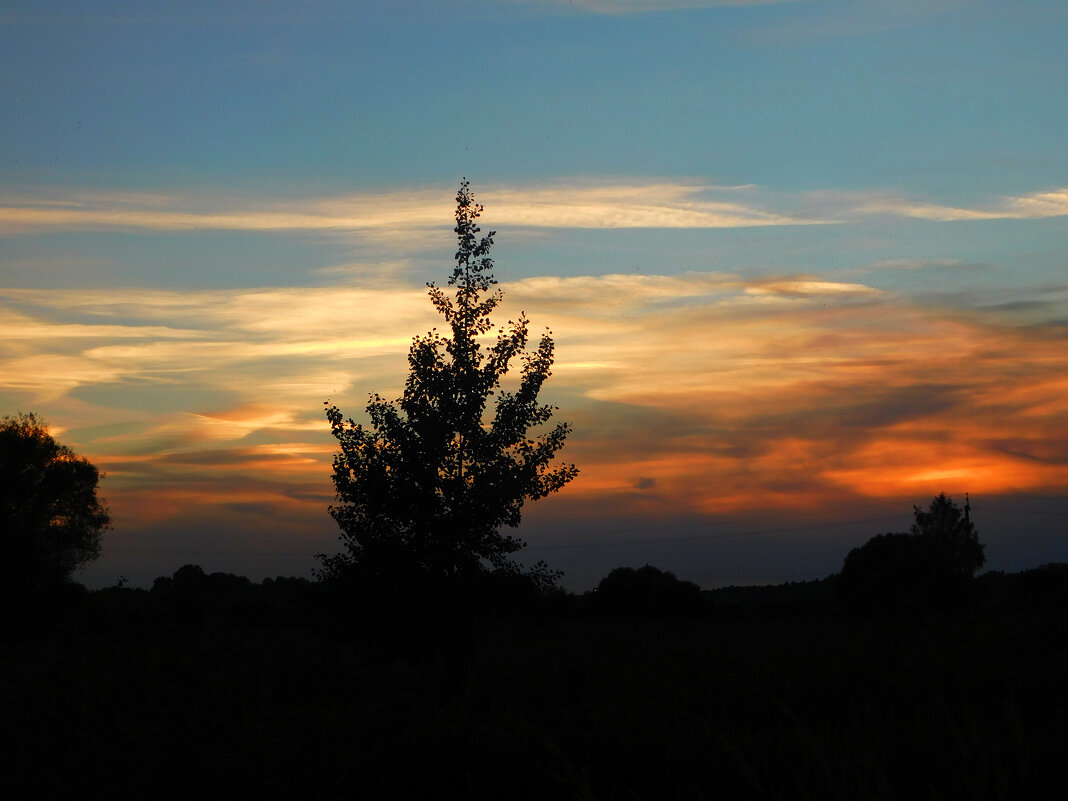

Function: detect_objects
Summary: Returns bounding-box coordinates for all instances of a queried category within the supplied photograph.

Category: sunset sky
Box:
[2,0,1066,590]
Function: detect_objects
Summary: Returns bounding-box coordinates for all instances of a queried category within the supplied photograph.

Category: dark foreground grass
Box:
[2,609,1065,800]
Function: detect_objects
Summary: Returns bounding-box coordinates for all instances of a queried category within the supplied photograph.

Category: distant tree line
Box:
[5,403,1065,638]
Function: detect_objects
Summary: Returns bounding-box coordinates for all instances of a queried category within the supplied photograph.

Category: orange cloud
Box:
[3,271,1065,544]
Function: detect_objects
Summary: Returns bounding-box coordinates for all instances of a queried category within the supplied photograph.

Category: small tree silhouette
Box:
[591,565,704,618]
[321,180,577,592]
[909,492,984,577]
[0,412,110,594]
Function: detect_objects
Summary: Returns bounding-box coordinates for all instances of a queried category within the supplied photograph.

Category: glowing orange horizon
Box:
[3,272,1064,544]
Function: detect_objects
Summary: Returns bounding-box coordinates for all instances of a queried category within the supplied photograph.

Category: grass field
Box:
[3,592,1065,800]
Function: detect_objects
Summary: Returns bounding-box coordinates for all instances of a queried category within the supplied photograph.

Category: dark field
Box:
[3,581,1066,800]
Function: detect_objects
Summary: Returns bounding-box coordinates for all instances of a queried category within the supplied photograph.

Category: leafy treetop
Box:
[0,412,109,592]
[909,492,985,577]
[321,180,577,588]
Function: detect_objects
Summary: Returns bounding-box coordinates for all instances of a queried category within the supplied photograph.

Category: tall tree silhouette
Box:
[0,412,109,592]
[321,180,577,589]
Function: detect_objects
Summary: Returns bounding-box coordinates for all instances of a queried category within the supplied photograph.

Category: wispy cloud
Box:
[487,183,814,228]
[822,187,1068,222]
[0,181,821,237]
[0,284,434,407]
[1008,188,1068,218]
[3,182,1063,241]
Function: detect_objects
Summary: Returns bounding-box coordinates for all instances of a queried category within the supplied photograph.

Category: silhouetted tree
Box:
[910,492,984,577]
[321,180,577,592]
[590,565,705,618]
[0,413,109,594]
[838,532,936,612]
[839,493,984,612]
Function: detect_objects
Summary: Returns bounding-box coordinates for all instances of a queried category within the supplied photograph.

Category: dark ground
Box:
[2,572,1066,800]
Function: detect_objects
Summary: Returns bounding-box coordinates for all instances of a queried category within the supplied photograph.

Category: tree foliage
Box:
[0,412,110,591]
[590,564,705,618]
[839,493,984,611]
[909,492,985,577]
[321,180,577,589]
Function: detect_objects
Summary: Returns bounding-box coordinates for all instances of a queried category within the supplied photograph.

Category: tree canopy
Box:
[0,412,109,592]
[321,180,577,590]
[591,565,704,618]
[909,492,985,577]
[839,493,984,611]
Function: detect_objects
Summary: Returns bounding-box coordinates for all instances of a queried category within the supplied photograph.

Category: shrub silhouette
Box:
[590,565,704,618]
[149,564,269,628]
[839,532,941,611]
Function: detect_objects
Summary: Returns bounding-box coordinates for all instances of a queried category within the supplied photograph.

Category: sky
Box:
[2,0,1066,590]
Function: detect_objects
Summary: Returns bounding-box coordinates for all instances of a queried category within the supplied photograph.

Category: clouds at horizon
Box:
[3,268,1064,556]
